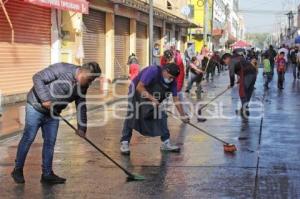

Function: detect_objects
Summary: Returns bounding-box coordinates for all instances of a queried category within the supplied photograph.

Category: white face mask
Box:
[163,77,173,84]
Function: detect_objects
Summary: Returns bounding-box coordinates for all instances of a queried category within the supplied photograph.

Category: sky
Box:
[239,0,300,33]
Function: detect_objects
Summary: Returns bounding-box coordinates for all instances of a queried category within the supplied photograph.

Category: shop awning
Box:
[231,40,251,49]
[24,0,89,14]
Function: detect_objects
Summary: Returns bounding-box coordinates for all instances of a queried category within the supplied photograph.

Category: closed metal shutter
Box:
[136,22,147,68]
[114,16,130,79]
[83,9,105,74]
[153,26,161,46]
[0,0,51,96]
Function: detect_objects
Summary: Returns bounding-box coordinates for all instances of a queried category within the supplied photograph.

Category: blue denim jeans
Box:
[15,104,59,175]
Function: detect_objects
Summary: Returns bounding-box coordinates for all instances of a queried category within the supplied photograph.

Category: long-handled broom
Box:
[167,111,237,153]
[58,114,145,181]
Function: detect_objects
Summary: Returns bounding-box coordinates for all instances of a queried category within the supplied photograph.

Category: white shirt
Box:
[278,48,289,62]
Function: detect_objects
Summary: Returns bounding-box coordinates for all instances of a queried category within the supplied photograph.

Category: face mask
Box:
[163,77,173,84]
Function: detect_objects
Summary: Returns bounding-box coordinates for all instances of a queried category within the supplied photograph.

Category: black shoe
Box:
[245,110,250,116]
[41,172,66,184]
[11,168,25,184]
[197,118,207,122]
[185,90,190,93]
[264,85,269,89]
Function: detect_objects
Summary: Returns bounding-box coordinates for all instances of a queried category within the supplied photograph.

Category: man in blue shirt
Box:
[120,63,189,155]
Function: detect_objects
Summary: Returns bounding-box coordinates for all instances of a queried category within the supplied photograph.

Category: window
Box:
[167,1,172,10]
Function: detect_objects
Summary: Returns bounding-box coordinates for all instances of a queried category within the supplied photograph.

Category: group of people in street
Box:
[11,39,300,186]
[262,44,300,90]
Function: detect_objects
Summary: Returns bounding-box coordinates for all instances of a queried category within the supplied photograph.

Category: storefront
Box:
[153,26,162,47]
[0,0,88,103]
[0,0,51,97]
[82,8,106,74]
[136,22,147,68]
[114,15,130,79]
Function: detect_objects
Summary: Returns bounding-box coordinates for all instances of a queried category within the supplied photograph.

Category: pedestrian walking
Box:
[250,56,259,75]
[276,52,286,89]
[278,44,289,63]
[152,43,161,65]
[11,62,101,184]
[296,49,300,79]
[120,63,189,155]
[212,51,222,73]
[266,45,277,77]
[263,53,272,89]
[184,42,196,78]
[127,53,139,80]
[290,46,299,80]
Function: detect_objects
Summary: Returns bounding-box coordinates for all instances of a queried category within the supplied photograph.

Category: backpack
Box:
[291,51,297,64]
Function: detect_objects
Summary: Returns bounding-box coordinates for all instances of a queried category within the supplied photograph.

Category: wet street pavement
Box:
[1,68,300,199]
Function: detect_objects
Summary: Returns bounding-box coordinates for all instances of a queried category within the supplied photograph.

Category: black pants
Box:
[240,74,256,109]
[230,74,235,87]
[278,71,285,88]
[270,61,275,77]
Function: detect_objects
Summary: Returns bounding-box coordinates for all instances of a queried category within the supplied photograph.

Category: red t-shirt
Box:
[276,57,286,72]
[129,64,139,80]
[160,52,185,92]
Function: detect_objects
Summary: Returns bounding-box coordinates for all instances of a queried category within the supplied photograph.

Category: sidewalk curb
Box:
[0,97,127,142]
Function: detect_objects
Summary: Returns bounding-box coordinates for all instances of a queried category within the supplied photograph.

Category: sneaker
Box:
[40,171,66,184]
[160,139,180,153]
[120,141,130,155]
[11,168,25,184]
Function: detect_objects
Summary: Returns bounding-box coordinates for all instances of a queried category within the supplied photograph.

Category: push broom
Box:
[167,111,237,153]
[58,114,145,181]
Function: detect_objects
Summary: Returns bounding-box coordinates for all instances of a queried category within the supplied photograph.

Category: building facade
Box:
[212,0,245,50]
[0,0,194,104]
[188,0,213,53]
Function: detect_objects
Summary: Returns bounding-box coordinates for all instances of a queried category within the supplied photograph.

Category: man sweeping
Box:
[235,59,257,117]
[120,63,189,155]
[11,62,101,184]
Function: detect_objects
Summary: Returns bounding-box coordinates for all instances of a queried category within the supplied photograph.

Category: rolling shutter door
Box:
[0,0,51,96]
[114,16,130,79]
[136,22,147,68]
[83,9,105,74]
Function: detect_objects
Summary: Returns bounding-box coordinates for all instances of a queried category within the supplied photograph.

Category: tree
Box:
[245,33,271,49]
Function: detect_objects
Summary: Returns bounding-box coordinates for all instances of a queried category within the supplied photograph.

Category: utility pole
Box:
[149,0,153,65]
[203,0,209,46]
[286,11,294,39]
